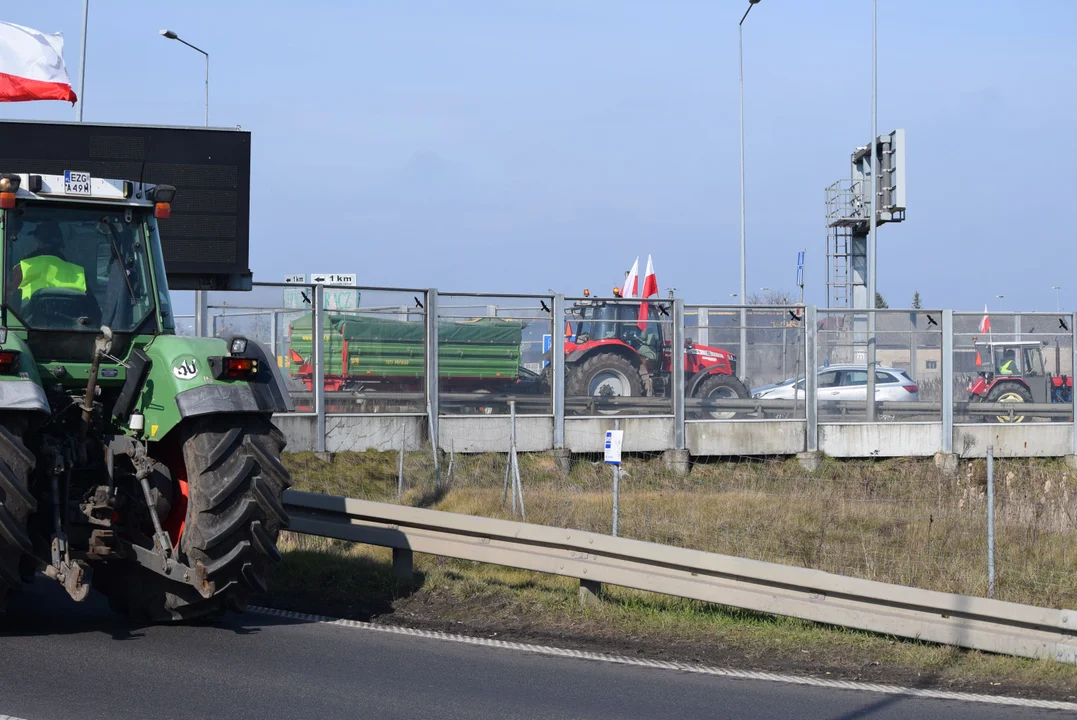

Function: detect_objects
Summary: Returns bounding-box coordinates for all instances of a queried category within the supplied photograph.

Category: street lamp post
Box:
[75,0,88,121]
[865,0,879,421]
[738,0,762,383]
[160,30,208,126]
[160,29,210,336]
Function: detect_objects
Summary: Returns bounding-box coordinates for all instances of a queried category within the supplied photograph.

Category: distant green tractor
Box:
[0,171,292,621]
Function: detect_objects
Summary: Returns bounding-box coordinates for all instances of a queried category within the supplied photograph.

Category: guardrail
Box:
[284,490,1077,664]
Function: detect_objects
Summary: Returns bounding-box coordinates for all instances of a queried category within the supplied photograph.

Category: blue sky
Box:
[3,1,1076,312]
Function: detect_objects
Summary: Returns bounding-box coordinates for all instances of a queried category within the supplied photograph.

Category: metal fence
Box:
[199,284,1077,459]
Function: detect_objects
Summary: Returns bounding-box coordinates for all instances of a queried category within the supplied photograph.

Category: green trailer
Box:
[288,313,530,392]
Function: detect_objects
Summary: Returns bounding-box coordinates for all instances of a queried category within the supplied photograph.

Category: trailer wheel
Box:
[0,417,34,609]
[94,415,291,622]
[985,382,1033,423]
[692,374,750,420]
[566,353,643,416]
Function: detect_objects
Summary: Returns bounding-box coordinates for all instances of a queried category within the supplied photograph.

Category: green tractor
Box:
[0,171,292,621]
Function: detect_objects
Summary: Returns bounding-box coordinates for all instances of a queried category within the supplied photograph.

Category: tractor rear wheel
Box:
[94,415,290,622]
[566,353,644,415]
[692,374,751,420]
[0,417,34,610]
[985,383,1033,423]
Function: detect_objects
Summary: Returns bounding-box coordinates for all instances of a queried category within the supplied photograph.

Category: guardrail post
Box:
[425,289,440,486]
[392,547,414,583]
[941,310,954,460]
[672,299,686,452]
[312,284,327,456]
[579,578,602,607]
[802,305,819,463]
[551,294,570,474]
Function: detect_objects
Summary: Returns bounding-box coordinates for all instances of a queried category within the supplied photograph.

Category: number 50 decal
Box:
[172,358,198,380]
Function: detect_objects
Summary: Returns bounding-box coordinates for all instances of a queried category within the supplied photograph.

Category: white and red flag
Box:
[0,22,77,104]
[637,255,658,329]
[621,257,639,298]
[979,305,991,334]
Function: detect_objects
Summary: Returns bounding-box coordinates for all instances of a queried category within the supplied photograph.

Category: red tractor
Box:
[556,296,750,417]
[968,340,1074,423]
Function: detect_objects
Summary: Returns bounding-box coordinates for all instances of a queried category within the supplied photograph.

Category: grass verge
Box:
[264,451,1077,699]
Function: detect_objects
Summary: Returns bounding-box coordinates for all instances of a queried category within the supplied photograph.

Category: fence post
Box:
[1071,312,1077,460]
[551,294,570,474]
[672,299,686,452]
[804,305,818,455]
[697,307,709,347]
[941,309,954,457]
[397,420,406,500]
[270,309,279,365]
[312,283,326,455]
[986,443,996,599]
[424,289,440,488]
[612,418,620,537]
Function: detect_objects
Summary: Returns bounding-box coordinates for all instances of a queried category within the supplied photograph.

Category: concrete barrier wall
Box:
[273,414,317,452]
[274,413,1077,460]
[439,415,553,453]
[953,423,1074,458]
[687,420,805,456]
[819,422,942,458]
[565,417,674,453]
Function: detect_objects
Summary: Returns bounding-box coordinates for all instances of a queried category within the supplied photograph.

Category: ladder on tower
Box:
[827,225,851,309]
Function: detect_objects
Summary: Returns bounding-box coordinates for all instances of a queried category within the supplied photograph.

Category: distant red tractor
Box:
[554,296,750,417]
[968,340,1074,423]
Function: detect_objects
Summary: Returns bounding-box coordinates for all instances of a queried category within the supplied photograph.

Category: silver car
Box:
[752,365,919,402]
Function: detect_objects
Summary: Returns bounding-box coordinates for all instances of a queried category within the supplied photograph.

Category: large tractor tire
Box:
[95,415,290,622]
[692,374,751,420]
[566,353,644,416]
[0,417,34,609]
[985,382,1033,423]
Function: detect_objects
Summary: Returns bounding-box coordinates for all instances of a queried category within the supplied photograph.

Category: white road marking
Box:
[250,606,1077,712]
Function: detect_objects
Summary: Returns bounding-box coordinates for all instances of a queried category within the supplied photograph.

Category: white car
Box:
[752,365,919,402]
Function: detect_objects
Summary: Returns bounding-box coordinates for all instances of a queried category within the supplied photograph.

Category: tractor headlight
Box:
[229,337,248,355]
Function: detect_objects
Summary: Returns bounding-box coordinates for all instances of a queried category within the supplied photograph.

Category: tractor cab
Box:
[570,298,660,348]
[968,340,1073,420]
[0,172,176,365]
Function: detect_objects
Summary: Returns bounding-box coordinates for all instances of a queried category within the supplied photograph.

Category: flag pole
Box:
[75,0,88,121]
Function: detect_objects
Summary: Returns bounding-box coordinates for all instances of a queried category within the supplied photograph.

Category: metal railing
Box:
[195,283,1077,459]
[284,490,1077,664]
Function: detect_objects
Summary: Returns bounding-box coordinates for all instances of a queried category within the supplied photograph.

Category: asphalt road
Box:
[0,582,1069,720]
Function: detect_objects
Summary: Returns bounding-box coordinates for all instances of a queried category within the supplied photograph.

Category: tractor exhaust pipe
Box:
[81,326,114,430]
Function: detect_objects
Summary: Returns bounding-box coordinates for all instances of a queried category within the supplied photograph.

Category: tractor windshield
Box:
[4,204,156,332]
[990,345,1044,376]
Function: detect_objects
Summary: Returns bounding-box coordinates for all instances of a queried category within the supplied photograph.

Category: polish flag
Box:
[978,305,991,334]
[637,255,658,329]
[621,257,639,298]
[0,22,78,104]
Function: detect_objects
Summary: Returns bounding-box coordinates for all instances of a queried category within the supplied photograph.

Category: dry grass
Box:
[284,450,1077,609]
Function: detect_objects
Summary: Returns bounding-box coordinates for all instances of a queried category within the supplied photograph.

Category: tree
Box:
[875,292,888,309]
[911,290,922,309]
[747,288,798,306]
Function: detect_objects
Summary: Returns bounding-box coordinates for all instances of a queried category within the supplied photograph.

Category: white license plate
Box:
[63,170,91,195]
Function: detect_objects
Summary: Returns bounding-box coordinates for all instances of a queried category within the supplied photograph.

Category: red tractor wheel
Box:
[566,353,643,415]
